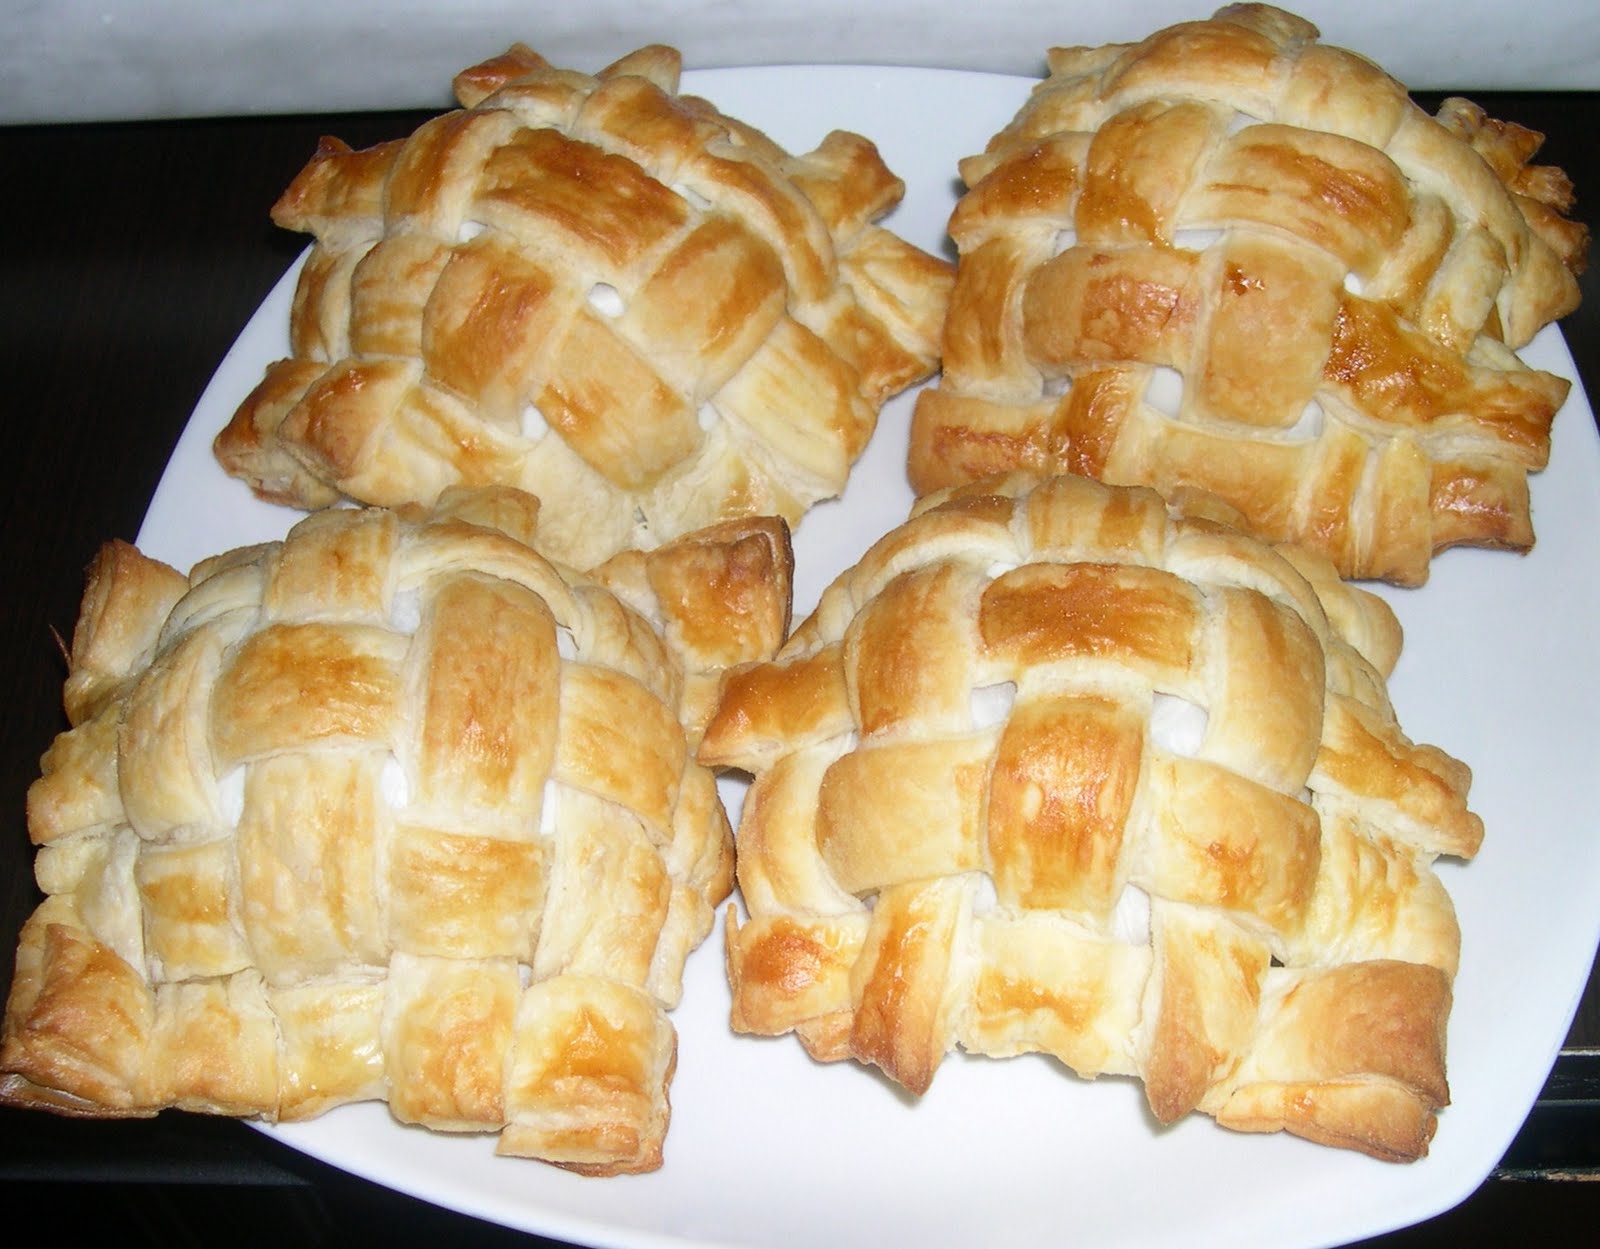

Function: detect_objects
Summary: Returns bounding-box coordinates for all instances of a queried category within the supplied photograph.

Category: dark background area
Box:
[1,90,1597,1245]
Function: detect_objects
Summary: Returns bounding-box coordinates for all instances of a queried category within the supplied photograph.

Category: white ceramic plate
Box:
[139,66,1600,1249]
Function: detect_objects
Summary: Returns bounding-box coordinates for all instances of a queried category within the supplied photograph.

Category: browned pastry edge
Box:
[704,470,1478,1163]
[1,487,794,1176]
[905,3,1588,586]
[213,42,953,571]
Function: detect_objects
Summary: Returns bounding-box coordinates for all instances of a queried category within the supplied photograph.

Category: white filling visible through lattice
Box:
[1110,882,1152,945]
[380,754,411,809]
[216,766,246,826]
[1224,110,1264,137]
[1172,227,1224,252]
[539,778,560,836]
[1150,692,1207,757]
[586,282,625,317]
[1284,398,1326,441]
[389,587,422,634]
[672,183,714,210]
[520,403,550,441]
[969,681,1017,730]
[1143,365,1185,417]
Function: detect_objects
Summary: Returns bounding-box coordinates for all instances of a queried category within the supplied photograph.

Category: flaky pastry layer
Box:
[2,487,793,1175]
[702,471,1480,1162]
[216,42,953,569]
[908,4,1588,585]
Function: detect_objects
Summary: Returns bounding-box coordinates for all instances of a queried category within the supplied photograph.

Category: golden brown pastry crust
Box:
[702,471,1479,1162]
[2,488,791,1175]
[907,4,1587,585]
[215,43,952,570]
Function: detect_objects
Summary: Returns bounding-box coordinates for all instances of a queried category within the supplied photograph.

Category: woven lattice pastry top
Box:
[909,3,1588,585]
[1,487,792,1175]
[701,471,1482,1161]
[215,42,952,570]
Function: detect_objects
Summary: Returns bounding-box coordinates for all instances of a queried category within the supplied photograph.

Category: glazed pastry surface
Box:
[909,3,1588,584]
[216,43,952,570]
[2,487,792,1175]
[703,472,1479,1161]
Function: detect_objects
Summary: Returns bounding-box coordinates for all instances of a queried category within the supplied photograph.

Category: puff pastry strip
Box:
[2,487,792,1175]
[702,472,1480,1162]
[216,43,952,570]
[908,4,1587,585]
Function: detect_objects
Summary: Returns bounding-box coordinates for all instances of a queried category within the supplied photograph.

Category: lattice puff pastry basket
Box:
[0,487,792,1175]
[215,41,953,571]
[909,3,1588,585]
[702,472,1483,1162]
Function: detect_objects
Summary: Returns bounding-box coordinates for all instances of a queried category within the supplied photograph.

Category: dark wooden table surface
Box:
[1,92,1597,1246]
